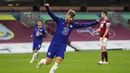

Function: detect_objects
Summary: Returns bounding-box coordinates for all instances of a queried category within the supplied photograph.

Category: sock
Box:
[41,59,47,65]
[49,62,59,73]
[33,53,38,58]
[30,53,37,63]
[101,51,105,62]
[37,52,40,58]
[104,51,108,62]
[36,58,46,69]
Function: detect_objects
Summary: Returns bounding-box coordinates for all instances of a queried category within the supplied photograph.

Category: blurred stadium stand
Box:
[0,0,129,12]
[0,0,130,43]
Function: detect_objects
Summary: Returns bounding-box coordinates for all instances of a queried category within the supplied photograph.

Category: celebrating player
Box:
[36,3,98,73]
[29,20,46,63]
[93,10,111,64]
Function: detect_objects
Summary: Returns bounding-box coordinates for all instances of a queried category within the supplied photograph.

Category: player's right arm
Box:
[31,26,37,37]
[45,3,59,21]
[93,28,100,34]
[31,30,35,37]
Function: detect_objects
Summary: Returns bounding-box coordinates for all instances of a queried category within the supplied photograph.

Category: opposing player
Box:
[29,20,46,63]
[93,10,111,64]
[36,3,98,73]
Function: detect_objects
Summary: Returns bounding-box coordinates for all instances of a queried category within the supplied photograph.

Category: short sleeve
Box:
[106,22,111,28]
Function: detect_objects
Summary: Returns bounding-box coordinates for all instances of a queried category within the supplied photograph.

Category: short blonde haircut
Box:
[67,9,76,17]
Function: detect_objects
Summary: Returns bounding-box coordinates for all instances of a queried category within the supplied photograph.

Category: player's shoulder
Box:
[55,17,64,22]
[106,19,110,23]
[106,19,111,26]
[35,26,38,29]
[99,19,103,22]
[34,24,37,27]
[41,27,46,30]
[71,21,78,25]
[60,18,65,20]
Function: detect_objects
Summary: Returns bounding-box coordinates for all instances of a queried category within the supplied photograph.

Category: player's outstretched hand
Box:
[96,20,100,23]
[30,35,33,37]
[92,31,97,35]
[45,3,49,7]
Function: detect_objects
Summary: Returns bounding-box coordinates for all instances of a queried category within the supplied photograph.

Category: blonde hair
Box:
[66,9,76,17]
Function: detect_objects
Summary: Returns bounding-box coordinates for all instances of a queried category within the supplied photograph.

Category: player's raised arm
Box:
[72,20,98,28]
[45,3,59,21]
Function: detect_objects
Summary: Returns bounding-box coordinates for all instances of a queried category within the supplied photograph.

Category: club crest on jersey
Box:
[36,31,40,36]
[62,27,69,35]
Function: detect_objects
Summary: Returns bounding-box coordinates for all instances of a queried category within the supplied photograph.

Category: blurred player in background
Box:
[93,10,111,64]
[29,20,46,63]
[36,3,99,73]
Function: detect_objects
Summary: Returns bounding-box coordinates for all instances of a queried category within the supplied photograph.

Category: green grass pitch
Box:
[0,50,130,73]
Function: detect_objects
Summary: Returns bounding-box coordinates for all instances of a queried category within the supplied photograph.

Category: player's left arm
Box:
[45,30,52,37]
[103,22,111,38]
[31,33,34,37]
[72,20,98,28]
[31,27,36,37]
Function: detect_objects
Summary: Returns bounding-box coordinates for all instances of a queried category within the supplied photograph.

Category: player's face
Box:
[66,15,74,23]
[101,12,104,18]
[101,12,106,19]
[37,21,43,26]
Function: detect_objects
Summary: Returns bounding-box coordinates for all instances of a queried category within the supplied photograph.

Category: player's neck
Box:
[65,19,70,24]
[103,16,108,20]
[38,25,43,28]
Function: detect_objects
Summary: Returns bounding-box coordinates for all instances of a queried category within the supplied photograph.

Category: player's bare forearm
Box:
[44,3,58,21]
[31,32,35,37]
[103,28,110,38]
[30,34,33,37]
[96,28,100,32]
[93,28,100,35]
[46,31,52,37]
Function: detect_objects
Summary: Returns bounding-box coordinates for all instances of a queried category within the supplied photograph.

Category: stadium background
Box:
[0,0,130,73]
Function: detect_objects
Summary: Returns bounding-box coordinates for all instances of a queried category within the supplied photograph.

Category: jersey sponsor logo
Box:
[100,24,104,28]
[40,29,42,31]
[62,27,69,35]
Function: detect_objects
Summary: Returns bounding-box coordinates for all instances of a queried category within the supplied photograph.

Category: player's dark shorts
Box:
[47,44,67,59]
[33,42,42,50]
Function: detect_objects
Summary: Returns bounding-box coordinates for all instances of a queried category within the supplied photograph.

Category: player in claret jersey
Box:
[93,10,111,64]
[36,3,99,73]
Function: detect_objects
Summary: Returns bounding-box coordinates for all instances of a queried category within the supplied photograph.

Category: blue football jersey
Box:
[45,6,98,46]
[33,27,46,43]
